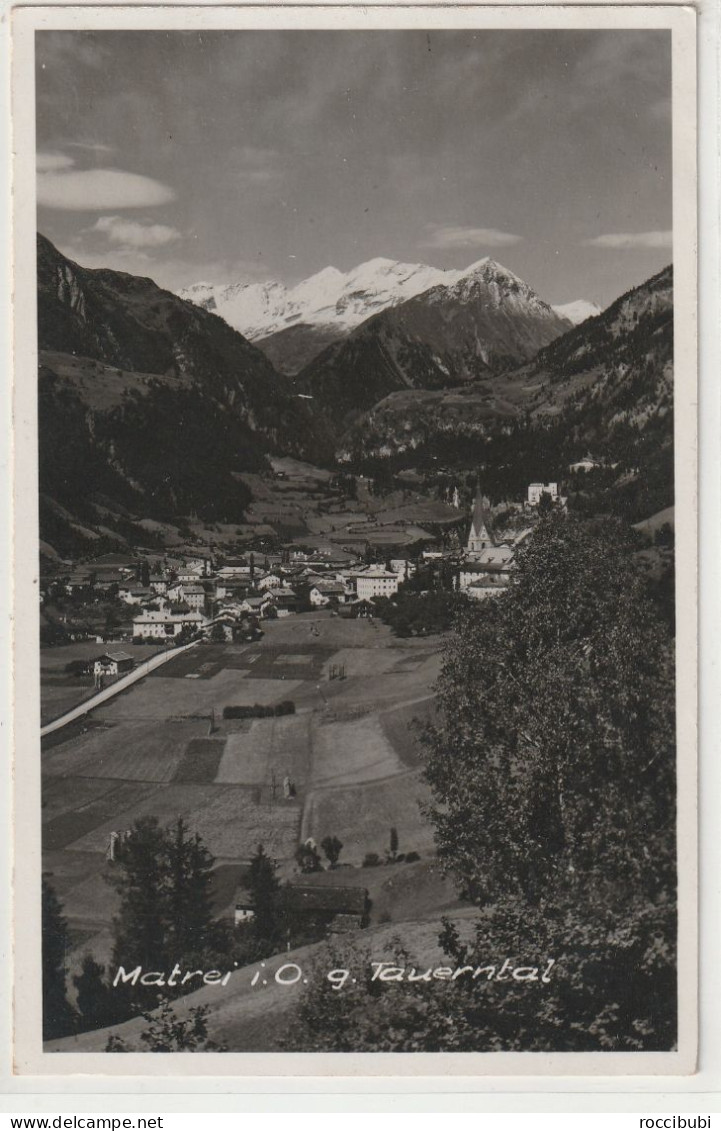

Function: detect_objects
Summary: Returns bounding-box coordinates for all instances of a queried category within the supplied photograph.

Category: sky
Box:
[36,29,672,308]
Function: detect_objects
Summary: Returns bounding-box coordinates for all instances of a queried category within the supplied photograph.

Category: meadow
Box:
[41,610,448,982]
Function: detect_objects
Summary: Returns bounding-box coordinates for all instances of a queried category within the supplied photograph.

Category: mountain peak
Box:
[551,299,603,326]
[178,253,566,368]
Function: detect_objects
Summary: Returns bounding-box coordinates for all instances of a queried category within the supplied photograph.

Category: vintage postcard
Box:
[10,4,698,1076]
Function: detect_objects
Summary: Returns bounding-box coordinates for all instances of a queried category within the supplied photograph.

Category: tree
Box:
[140,560,151,588]
[108,817,216,1009]
[209,621,227,643]
[247,843,281,942]
[165,818,216,958]
[537,490,555,517]
[296,841,322,874]
[106,997,226,1052]
[388,827,399,862]
[423,513,675,908]
[73,954,119,1032]
[320,835,343,868]
[42,878,76,1040]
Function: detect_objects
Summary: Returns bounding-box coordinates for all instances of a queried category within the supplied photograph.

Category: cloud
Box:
[37,151,75,172]
[583,230,672,250]
[67,142,116,155]
[92,215,181,249]
[420,224,523,250]
[38,165,176,211]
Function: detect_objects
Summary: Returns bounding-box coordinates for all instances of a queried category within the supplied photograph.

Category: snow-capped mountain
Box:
[180,256,572,374]
[180,258,453,342]
[294,258,572,440]
[552,299,602,325]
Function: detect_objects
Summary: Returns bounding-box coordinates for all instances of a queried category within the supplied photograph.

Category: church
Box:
[465,487,496,559]
[458,485,516,598]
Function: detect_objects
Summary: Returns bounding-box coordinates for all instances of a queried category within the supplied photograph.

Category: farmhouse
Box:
[93,650,135,678]
[234,883,369,931]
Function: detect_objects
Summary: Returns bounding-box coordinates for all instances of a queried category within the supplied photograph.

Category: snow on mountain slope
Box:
[552,299,602,325]
[179,256,561,344]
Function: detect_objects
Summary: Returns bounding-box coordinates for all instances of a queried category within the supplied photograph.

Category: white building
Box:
[528,482,559,506]
[183,584,207,610]
[355,571,400,601]
[132,610,206,640]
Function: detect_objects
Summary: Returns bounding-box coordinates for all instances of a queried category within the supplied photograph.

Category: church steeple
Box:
[466,484,495,556]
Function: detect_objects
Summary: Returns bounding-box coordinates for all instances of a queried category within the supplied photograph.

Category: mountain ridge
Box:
[179,256,588,374]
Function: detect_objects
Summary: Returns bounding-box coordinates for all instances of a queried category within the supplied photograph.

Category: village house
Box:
[118,586,153,606]
[182,584,207,610]
[309,580,346,607]
[264,588,300,617]
[256,572,283,592]
[239,594,275,618]
[354,570,400,601]
[132,609,207,640]
[93,650,135,679]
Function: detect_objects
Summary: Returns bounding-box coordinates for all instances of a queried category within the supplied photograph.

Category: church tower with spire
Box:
[466,484,495,559]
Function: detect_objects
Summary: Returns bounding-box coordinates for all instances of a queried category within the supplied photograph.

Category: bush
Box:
[404,852,421,864]
[223,701,295,720]
[362,853,381,868]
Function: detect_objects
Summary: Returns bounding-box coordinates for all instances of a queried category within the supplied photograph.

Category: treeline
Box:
[372,589,467,637]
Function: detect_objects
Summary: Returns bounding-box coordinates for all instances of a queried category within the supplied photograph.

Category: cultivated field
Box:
[41,609,450,974]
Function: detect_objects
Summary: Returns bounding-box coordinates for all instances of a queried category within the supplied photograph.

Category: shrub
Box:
[404,851,421,864]
[223,701,296,720]
[362,853,381,868]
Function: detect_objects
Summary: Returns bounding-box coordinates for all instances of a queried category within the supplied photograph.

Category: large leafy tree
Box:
[424,513,675,909]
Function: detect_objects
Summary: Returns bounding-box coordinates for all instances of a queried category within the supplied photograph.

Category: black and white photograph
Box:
[10,7,698,1073]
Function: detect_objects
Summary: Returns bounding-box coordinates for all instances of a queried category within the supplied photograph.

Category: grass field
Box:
[41,609,449,985]
[42,719,209,782]
[96,671,304,722]
[311,714,404,787]
[173,737,227,783]
[216,713,312,787]
[302,769,436,866]
[380,697,438,769]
